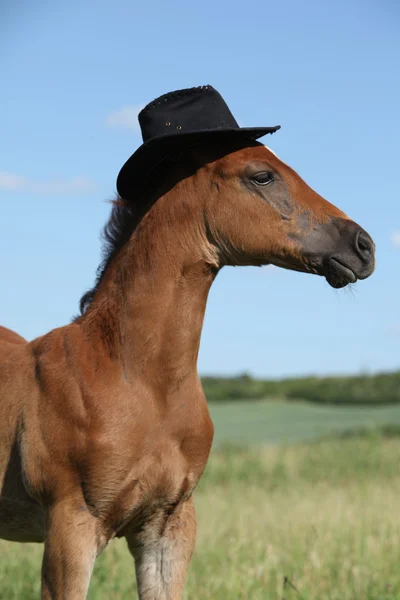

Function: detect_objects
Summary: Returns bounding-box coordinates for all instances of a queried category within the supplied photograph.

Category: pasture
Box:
[210,398,400,445]
[1,400,400,599]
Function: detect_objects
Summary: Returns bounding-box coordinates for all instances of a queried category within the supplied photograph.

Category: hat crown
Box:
[116,85,281,199]
[138,85,239,143]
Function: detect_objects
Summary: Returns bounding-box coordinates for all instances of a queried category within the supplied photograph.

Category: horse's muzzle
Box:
[291,217,376,288]
[322,220,375,288]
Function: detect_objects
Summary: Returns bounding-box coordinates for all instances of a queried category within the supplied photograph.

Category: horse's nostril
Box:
[355,230,374,261]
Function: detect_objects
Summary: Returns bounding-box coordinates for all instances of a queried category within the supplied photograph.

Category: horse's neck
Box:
[81,197,216,390]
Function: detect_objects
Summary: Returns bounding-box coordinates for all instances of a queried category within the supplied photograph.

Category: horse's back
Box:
[0,326,27,345]
[0,325,32,452]
[0,326,30,405]
[0,326,31,411]
[0,327,45,542]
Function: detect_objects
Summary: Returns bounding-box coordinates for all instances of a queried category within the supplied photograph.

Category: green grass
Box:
[209,398,400,445]
[2,402,400,598]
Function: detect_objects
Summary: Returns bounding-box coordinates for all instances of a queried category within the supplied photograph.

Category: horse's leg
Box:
[41,498,101,599]
[126,496,196,600]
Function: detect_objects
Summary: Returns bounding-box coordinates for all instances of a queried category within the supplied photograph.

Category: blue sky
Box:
[1,0,399,378]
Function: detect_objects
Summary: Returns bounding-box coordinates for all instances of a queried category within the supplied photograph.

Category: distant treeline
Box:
[201,371,400,405]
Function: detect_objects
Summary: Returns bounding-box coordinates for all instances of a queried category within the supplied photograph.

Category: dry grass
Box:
[1,432,400,599]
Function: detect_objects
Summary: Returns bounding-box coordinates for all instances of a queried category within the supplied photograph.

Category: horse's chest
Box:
[108,446,198,537]
[98,411,214,535]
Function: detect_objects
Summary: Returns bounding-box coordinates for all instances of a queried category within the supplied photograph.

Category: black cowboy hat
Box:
[116,85,280,198]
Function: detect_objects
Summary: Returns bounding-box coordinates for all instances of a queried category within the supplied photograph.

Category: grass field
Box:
[1,401,400,599]
[210,398,400,445]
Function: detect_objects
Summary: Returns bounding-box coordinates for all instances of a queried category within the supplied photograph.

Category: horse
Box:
[0,138,375,599]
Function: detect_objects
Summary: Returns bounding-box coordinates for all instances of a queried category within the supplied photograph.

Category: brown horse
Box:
[0,139,375,599]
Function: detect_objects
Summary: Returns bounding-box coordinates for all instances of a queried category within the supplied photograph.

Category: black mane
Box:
[79,198,137,313]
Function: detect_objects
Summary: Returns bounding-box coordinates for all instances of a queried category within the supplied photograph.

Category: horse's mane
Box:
[78,142,242,315]
[78,156,193,315]
[79,197,137,314]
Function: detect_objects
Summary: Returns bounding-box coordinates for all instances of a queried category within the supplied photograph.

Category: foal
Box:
[0,140,375,598]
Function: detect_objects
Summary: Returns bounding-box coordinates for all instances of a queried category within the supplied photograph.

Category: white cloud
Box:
[391,231,400,248]
[0,172,96,194]
[105,104,143,132]
[0,172,25,190]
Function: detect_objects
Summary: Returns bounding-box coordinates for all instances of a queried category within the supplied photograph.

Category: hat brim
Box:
[116,125,280,199]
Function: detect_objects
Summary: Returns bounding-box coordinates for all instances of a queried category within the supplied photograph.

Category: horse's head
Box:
[188,140,375,288]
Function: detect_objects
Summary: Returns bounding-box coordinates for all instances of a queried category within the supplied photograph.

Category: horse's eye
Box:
[252,172,274,186]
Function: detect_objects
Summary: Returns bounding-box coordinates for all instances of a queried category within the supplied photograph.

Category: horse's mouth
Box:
[267,255,363,290]
[324,258,357,289]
